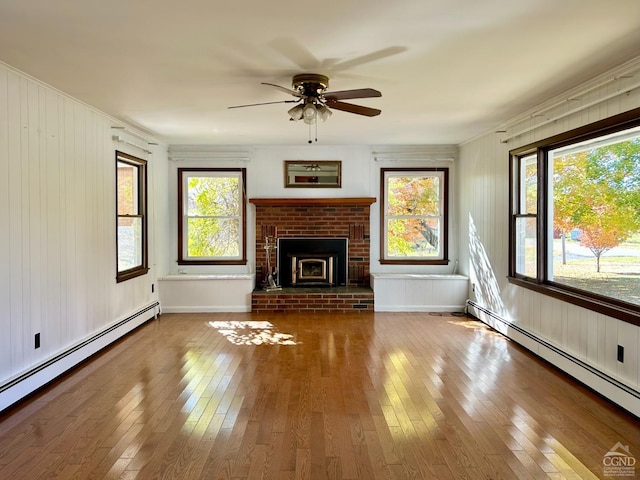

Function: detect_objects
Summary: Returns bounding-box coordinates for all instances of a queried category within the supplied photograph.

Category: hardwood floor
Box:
[0,312,638,479]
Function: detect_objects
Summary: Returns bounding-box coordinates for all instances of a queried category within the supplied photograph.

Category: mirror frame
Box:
[284,160,342,188]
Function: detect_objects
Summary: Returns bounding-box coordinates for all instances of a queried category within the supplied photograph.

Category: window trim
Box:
[177,167,247,266]
[116,151,149,283]
[508,107,640,326]
[379,167,449,265]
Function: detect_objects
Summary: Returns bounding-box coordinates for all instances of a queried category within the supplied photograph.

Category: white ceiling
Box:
[1,0,639,146]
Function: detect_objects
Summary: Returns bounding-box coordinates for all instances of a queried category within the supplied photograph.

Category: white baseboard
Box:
[0,302,160,413]
[374,304,466,312]
[467,300,640,418]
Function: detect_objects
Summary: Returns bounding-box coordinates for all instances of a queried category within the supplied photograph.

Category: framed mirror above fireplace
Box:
[284,160,341,188]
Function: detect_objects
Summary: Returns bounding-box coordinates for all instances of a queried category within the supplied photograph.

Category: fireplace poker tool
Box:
[263,236,282,291]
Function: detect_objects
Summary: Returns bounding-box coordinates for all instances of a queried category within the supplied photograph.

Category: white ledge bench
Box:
[370,273,469,312]
[158,274,255,313]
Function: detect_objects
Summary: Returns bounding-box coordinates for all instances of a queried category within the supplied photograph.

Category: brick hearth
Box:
[249,197,376,312]
[251,287,374,313]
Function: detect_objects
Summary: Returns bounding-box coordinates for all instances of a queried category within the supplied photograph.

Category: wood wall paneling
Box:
[459,65,640,403]
[0,63,164,406]
[0,69,10,379]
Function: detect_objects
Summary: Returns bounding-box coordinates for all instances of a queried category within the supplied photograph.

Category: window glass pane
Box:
[383,169,446,262]
[520,155,537,214]
[187,218,240,258]
[116,151,147,282]
[550,128,640,306]
[179,169,246,264]
[387,218,440,257]
[117,161,138,215]
[387,176,440,216]
[187,176,240,217]
[118,216,142,271]
[515,217,537,277]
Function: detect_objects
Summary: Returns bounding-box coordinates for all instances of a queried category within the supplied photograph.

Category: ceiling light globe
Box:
[317,105,332,122]
[288,105,303,121]
[303,103,317,125]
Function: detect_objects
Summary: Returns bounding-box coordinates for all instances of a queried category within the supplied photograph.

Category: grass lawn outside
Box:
[552,255,640,307]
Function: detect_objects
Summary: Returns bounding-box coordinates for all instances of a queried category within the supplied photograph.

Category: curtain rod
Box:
[112,135,152,155]
[501,80,640,143]
[111,126,157,145]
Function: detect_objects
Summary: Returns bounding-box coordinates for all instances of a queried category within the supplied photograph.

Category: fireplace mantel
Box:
[249,197,376,206]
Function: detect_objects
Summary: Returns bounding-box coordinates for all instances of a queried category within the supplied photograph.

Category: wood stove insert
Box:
[278,238,348,288]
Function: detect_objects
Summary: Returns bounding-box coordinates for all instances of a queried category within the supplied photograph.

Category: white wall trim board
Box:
[371,144,458,162]
[160,306,251,313]
[168,145,252,162]
[0,302,160,413]
[467,300,640,418]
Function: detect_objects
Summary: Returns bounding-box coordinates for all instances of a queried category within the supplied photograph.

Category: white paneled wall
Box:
[459,58,640,415]
[0,63,165,410]
[158,274,255,312]
[371,274,468,312]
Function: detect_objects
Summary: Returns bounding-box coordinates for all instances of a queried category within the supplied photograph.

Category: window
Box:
[116,151,148,282]
[509,108,640,325]
[380,168,449,264]
[512,154,538,278]
[178,168,247,265]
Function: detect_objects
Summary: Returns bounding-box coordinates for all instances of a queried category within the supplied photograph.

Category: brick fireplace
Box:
[249,197,376,312]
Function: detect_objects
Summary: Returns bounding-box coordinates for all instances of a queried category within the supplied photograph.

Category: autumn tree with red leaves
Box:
[553,138,640,272]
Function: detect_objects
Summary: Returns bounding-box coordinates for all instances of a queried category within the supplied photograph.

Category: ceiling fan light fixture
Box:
[303,103,317,124]
[288,104,304,121]
[229,74,381,141]
[316,104,332,122]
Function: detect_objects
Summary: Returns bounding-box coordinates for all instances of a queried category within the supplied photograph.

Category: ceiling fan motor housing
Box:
[292,73,329,97]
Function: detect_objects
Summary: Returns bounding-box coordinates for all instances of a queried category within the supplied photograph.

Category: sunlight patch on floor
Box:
[208,320,297,345]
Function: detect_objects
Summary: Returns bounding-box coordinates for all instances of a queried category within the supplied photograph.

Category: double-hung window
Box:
[509,107,640,324]
[116,151,148,282]
[512,153,539,279]
[178,168,247,265]
[380,168,449,264]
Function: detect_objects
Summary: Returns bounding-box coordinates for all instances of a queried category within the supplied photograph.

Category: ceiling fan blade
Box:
[329,46,407,72]
[324,88,382,101]
[261,82,303,97]
[325,99,381,117]
[228,99,299,109]
[268,37,320,70]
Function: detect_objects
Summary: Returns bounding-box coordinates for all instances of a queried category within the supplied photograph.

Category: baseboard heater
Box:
[0,302,160,412]
[467,300,640,416]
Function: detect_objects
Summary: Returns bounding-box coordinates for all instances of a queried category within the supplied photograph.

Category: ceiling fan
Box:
[228,73,382,128]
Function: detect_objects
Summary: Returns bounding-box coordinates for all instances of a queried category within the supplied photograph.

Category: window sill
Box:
[159,274,254,281]
[117,267,150,283]
[177,259,247,266]
[507,276,640,326]
[379,259,449,266]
